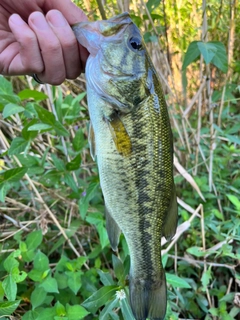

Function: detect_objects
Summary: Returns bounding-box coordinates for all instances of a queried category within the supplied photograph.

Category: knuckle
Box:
[50,72,66,86]
[62,38,77,51]
[21,33,36,45]
[66,68,81,80]
[44,40,61,56]
[51,78,64,86]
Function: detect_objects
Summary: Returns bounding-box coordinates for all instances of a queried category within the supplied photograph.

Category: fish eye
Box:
[129,37,142,51]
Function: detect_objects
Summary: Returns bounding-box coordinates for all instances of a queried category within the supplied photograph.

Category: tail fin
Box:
[129,272,167,320]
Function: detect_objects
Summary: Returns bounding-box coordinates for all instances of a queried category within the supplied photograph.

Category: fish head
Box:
[73,13,152,112]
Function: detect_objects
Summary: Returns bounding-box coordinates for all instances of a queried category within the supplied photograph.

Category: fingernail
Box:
[10,14,25,26]
[47,11,67,28]
[29,12,49,30]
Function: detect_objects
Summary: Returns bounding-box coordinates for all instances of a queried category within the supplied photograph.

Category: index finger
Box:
[43,0,88,25]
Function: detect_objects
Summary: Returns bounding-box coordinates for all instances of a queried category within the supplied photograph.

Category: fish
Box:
[72,12,178,320]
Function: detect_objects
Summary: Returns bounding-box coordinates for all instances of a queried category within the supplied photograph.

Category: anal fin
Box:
[163,184,178,241]
[105,205,121,251]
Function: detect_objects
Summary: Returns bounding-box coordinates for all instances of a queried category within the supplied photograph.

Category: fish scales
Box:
[73,12,178,320]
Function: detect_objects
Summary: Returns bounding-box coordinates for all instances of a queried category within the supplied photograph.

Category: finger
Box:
[7,14,44,75]
[46,0,88,24]
[45,0,89,73]
[28,11,66,85]
[46,10,81,79]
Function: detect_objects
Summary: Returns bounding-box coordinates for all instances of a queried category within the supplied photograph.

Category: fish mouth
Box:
[72,13,132,56]
[102,68,145,81]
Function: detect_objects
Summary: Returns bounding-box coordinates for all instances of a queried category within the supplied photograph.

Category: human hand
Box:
[0,0,89,85]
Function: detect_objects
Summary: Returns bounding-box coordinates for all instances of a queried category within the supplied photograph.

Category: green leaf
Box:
[40,277,59,293]
[8,137,28,155]
[0,183,10,202]
[99,298,119,320]
[21,249,35,262]
[20,241,27,253]
[0,76,20,105]
[66,304,89,320]
[34,104,55,125]
[51,154,65,171]
[209,307,219,316]
[146,0,161,13]
[3,103,25,118]
[55,256,69,272]
[119,295,135,320]
[35,307,56,320]
[54,272,68,289]
[12,249,22,258]
[28,269,44,282]
[26,230,43,251]
[66,154,81,171]
[40,170,61,187]
[220,293,235,303]
[0,94,20,105]
[182,41,200,70]
[0,76,14,95]
[112,255,124,282]
[0,167,28,185]
[22,310,39,320]
[166,273,191,288]
[0,300,20,316]
[31,286,47,309]
[28,123,53,131]
[2,275,17,301]
[212,208,224,221]
[162,254,168,268]
[18,89,48,101]
[210,41,228,73]
[186,246,206,257]
[53,120,70,137]
[74,256,88,269]
[78,182,99,219]
[12,270,28,283]
[55,301,66,316]
[97,270,115,286]
[3,255,19,273]
[226,134,240,145]
[82,285,119,313]
[21,119,39,140]
[71,92,86,106]
[227,194,240,211]
[197,41,217,64]
[63,173,78,193]
[72,129,87,152]
[0,282,4,300]
[96,222,109,249]
[201,268,212,290]
[34,251,49,272]
[66,271,82,295]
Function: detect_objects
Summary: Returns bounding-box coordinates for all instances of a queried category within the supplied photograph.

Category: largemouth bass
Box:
[73,12,178,320]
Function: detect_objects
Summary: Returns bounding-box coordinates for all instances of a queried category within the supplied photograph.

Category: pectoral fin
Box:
[107,113,132,156]
[162,184,178,241]
[105,205,121,251]
[88,121,96,160]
